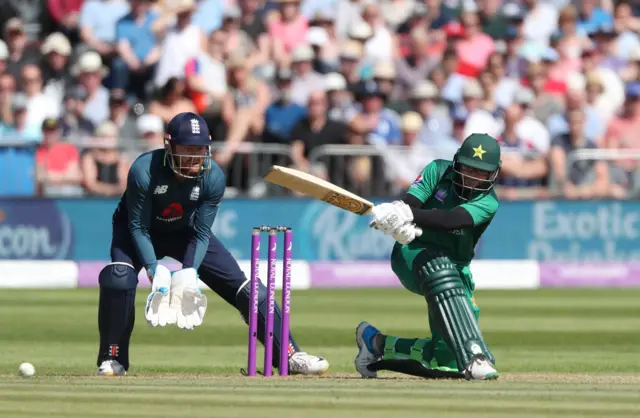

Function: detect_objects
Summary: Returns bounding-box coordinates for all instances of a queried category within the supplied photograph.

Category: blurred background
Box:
[0,0,639,288]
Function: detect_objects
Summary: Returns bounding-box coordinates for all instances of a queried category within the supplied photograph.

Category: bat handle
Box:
[415,227,423,237]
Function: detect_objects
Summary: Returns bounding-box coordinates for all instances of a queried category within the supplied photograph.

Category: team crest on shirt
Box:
[412,174,422,185]
[190,186,200,201]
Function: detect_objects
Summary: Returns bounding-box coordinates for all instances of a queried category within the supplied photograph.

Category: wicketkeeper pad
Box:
[415,251,494,371]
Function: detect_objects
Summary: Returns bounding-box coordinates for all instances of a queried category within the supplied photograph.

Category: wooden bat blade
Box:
[263,165,374,215]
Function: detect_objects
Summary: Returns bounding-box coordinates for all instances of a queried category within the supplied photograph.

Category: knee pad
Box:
[415,251,464,298]
[99,263,138,290]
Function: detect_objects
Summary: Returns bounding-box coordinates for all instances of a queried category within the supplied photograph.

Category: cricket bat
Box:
[263,165,422,236]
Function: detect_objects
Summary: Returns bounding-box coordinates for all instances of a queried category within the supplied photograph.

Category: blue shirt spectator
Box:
[263,100,307,144]
[547,106,605,143]
[192,0,224,34]
[79,0,130,44]
[116,8,158,61]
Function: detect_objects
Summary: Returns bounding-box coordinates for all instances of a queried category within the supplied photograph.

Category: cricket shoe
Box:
[464,356,499,380]
[98,359,126,376]
[288,352,329,375]
[355,321,382,378]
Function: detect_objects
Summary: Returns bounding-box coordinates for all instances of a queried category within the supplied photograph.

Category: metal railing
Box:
[3,137,640,199]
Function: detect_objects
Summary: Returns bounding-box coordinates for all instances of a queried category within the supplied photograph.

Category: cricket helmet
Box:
[452,133,501,201]
[164,112,212,179]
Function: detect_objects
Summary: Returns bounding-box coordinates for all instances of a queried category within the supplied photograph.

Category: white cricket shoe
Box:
[464,356,499,380]
[355,321,382,378]
[98,360,126,376]
[288,352,329,375]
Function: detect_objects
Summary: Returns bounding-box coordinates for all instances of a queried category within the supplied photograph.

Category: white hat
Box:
[95,120,119,137]
[349,21,372,40]
[72,51,109,77]
[137,114,164,134]
[0,40,7,60]
[306,27,329,46]
[373,61,396,79]
[41,32,72,56]
[462,79,483,99]
[410,81,438,99]
[325,73,346,91]
[513,87,534,105]
[402,111,423,132]
[339,40,363,60]
[291,44,314,62]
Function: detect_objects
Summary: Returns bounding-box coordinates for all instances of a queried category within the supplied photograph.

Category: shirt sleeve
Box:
[182,171,226,270]
[460,193,498,226]
[125,160,158,274]
[406,160,440,203]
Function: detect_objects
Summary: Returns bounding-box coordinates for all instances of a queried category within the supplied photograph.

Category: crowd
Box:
[0,0,639,200]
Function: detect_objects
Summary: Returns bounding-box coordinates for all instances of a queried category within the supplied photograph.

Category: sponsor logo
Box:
[154,185,168,194]
[157,203,184,222]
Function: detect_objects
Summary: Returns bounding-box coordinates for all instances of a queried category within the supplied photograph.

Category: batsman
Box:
[96,111,328,376]
[356,133,501,380]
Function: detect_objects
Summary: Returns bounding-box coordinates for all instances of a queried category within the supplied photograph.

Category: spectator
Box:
[0,40,7,74]
[153,0,206,89]
[72,51,110,127]
[522,0,558,48]
[308,11,340,71]
[113,0,160,102]
[218,6,260,69]
[395,3,430,59]
[148,77,196,124]
[347,21,374,76]
[394,28,439,98]
[0,72,16,126]
[0,93,43,142]
[378,111,441,193]
[46,0,83,42]
[497,103,550,200]
[78,0,130,59]
[136,113,165,150]
[191,0,225,35]
[290,89,347,173]
[410,80,451,142]
[185,29,228,115]
[269,0,309,65]
[549,108,610,199]
[577,0,613,35]
[371,61,405,112]
[326,72,356,123]
[307,26,335,74]
[613,0,640,60]
[263,68,307,144]
[40,32,73,105]
[380,0,415,32]
[239,0,271,65]
[353,80,402,146]
[107,89,139,143]
[334,0,365,39]
[59,86,95,141]
[81,120,129,196]
[35,117,83,197]
[487,51,519,109]
[547,79,605,144]
[21,64,62,128]
[4,18,41,83]
[459,78,501,139]
[337,40,364,90]
[290,44,326,106]
[479,0,508,40]
[604,81,640,165]
[589,24,626,72]
[360,2,395,62]
[456,6,495,77]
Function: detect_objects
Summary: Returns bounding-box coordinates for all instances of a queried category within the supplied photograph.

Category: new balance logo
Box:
[190,119,200,134]
[154,185,168,194]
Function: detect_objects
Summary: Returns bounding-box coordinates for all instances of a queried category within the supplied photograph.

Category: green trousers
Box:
[387,243,480,371]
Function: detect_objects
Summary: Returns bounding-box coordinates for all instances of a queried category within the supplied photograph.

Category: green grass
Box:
[1,288,640,417]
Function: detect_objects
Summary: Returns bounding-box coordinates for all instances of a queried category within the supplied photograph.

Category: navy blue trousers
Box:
[97,221,299,370]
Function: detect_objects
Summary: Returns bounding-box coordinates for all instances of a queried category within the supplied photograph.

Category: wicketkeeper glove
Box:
[170,268,208,330]
[144,265,174,327]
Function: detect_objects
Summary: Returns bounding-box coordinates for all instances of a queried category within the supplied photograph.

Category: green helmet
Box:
[452,133,501,201]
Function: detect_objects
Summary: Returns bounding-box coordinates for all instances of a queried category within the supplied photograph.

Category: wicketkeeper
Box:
[96,112,328,376]
[356,133,501,380]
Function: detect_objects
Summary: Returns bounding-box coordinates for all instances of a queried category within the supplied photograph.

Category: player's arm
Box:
[403,194,475,230]
[182,171,226,270]
[125,161,159,276]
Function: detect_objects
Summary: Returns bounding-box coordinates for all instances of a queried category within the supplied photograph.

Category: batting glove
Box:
[144,265,175,327]
[391,223,419,245]
[170,268,208,330]
[369,201,413,233]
